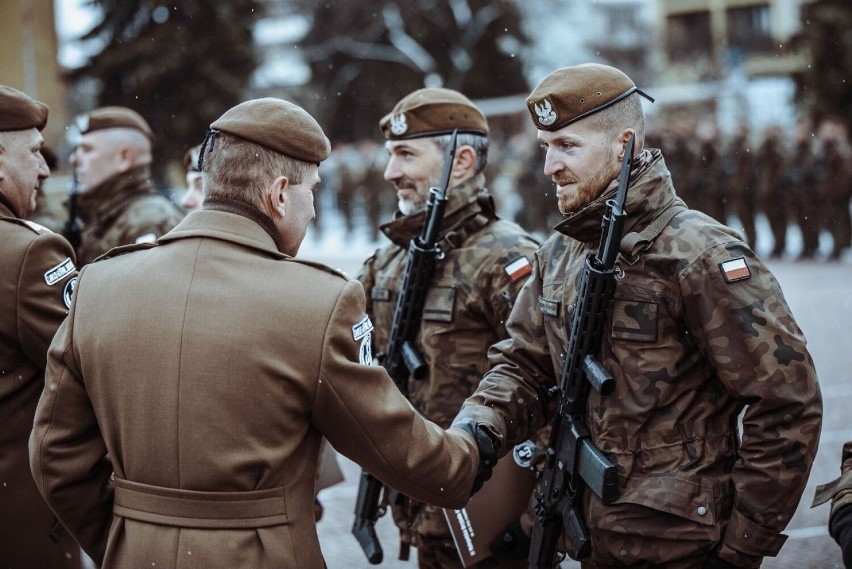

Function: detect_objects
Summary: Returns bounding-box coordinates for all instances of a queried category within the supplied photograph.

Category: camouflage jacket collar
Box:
[77,165,157,224]
[554,148,680,243]
[379,173,490,248]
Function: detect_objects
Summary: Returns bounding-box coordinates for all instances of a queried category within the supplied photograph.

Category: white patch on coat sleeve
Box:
[135,232,157,244]
[352,315,374,366]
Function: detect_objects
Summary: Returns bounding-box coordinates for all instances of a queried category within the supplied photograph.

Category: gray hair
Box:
[202,132,310,207]
[431,132,489,175]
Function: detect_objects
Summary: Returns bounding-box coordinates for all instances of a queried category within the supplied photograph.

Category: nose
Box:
[383,157,400,183]
[38,152,50,178]
[542,148,561,178]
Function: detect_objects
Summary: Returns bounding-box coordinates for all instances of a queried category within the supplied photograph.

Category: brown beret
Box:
[0,85,48,132]
[76,106,154,140]
[379,88,489,140]
[211,98,330,164]
[526,63,653,132]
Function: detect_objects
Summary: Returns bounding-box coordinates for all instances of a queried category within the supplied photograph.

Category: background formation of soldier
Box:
[0,59,850,569]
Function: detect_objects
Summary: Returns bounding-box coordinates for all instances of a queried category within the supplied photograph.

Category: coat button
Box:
[697,506,708,516]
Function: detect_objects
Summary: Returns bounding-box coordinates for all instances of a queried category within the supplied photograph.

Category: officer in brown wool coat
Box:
[69,106,183,265]
[0,85,82,568]
[359,88,541,568]
[29,97,495,569]
[452,64,822,568]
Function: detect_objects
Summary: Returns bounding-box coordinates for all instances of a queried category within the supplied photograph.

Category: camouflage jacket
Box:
[76,165,183,265]
[358,173,540,428]
[455,149,822,568]
[813,441,852,519]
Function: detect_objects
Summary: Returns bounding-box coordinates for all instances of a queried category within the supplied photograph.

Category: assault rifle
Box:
[528,133,635,568]
[352,129,459,564]
[62,172,82,249]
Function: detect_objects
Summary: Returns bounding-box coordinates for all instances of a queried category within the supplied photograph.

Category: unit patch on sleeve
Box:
[44,257,75,286]
[504,256,533,282]
[719,257,751,283]
[352,315,374,366]
[63,277,77,309]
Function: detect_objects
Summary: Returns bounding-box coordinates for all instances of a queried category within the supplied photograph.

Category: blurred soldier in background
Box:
[755,125,788,258]
[69,106,183,264]
[815,117,851,260]
[0,84,82,569]
[788,117,820,260]
[724,124,757,249]
[360,87,540,568]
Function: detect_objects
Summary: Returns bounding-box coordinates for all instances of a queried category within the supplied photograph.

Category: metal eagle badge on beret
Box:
[75,113,89,134]
[533,99,557,127]
[389,113,408,136]
[352,315,375,366]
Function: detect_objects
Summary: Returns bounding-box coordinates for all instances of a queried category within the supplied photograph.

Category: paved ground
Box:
[307,248,849,569]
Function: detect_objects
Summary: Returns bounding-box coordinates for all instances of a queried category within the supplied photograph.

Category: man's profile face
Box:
[70,130,123,192]
[538,120,619,215]
[0,127,49,217]
[383,137,444,216]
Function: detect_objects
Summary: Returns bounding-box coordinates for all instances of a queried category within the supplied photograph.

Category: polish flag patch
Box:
[720,257,751,283]
[504,256,533,282]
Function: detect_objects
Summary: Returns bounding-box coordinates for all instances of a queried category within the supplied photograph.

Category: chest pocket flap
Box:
[611,299,658,343]
[422,286,456,322]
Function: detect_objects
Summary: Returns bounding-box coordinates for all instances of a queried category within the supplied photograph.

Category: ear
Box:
[266,175,289,219]
[617,128,636,161]
[451,145,476,180]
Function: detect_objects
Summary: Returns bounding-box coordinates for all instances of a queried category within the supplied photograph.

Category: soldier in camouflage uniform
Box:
[813,441,852,567]
[754,125,788,257]
[725,125,757,249]
[788,117,820,259]
[453,64,822,569]
[69,106,183,265]
[359,88,540,568]
[814,118,851,260]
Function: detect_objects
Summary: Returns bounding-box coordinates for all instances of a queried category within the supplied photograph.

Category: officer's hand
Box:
[453,418,499,495]
[830,504,852,568]
[703,553,742,569]
[489,518,531,559]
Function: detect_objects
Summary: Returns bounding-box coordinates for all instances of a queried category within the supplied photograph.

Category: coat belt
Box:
[113,478,288,529]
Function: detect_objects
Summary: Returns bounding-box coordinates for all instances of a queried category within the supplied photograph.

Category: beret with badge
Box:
[379,87,489,140]
[0,85,49,132]
[205,98,330,165]
[526,63,654,132]
[75,106,154,140]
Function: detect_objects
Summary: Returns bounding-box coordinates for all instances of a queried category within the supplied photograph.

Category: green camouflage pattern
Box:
[456,149,822,568]
[76,165,183,265]
[358,173,539,555]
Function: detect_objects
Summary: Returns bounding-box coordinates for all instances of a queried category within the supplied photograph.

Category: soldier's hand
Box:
[452,418,499,495]
[830,504,852,568]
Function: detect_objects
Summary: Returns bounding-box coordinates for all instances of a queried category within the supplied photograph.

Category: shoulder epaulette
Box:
[288,257,351,281]
[92,241,158,263]
[0,216,54,235]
